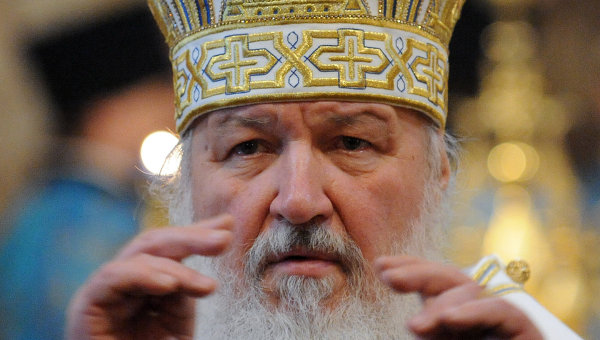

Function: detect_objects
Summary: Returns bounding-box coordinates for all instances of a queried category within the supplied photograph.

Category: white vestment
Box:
[466,255,583,340]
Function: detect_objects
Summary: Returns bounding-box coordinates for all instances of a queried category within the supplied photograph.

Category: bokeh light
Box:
[487,142,539,182]
[140,130,180,176]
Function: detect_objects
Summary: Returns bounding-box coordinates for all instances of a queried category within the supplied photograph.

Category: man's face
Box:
[189,101,449,305]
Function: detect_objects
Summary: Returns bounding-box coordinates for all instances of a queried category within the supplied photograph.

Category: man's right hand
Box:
[66,215,234,340]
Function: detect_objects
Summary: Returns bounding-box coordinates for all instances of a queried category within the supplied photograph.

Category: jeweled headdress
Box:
[148,0,465,133]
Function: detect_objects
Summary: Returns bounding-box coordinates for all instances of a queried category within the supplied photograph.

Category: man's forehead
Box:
[204,101,403,126]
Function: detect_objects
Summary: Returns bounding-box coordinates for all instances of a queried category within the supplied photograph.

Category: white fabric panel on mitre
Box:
[465,255,583,340]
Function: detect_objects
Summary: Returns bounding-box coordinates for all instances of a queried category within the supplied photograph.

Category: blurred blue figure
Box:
[0,176,139,339]
[0,5,173,339]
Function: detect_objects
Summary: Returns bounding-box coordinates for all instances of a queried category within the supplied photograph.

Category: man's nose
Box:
[269,143,333,225]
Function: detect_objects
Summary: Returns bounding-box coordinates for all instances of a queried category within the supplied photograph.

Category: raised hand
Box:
[375,255,543,340]
[66,215,234,340]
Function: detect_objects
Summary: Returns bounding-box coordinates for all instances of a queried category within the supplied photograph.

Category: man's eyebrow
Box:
[212,111,275,136]
[326,112,390,130]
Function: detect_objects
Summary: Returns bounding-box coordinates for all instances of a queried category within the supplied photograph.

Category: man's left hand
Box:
[375,256,543,339]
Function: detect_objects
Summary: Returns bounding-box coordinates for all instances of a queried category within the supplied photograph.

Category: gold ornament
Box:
[506,259,531,284]
[147,0,466,133]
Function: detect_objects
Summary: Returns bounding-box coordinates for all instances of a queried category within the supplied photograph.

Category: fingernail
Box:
[379,269,391,281]
[380,268,401,283]
[373,257,387,272]
[196,275,216,288]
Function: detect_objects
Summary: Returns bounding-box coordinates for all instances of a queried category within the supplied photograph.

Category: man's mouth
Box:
[269,248,338,262]
[264,248,342,278]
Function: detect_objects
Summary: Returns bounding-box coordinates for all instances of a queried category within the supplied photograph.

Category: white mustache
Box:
[244,220,365,280]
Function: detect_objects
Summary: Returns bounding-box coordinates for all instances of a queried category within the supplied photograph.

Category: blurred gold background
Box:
[0,0,598,337]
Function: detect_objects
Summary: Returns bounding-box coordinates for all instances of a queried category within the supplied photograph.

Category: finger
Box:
[86,255,217,305]
[194,214,235,230]
[139,254,218,297]
[378,261,473,297]
[435,297,544,339]
[373,255,422,272]
[117,214,234,260]
[153,293,197,319]
[408,281,483,334]
[152,293,197,333]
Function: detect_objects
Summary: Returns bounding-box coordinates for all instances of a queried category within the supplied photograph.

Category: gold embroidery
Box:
[174,0,193,31]
[152,0,465,48]
[406,0,420,22]
[205,34,278,93]
[171,28,447,131]
[176,90,443,133]
[401,38,446,110]
[150,0,464,133]
[309,29,389,88]
[188,29,407,98]
[174,50,205,117]
[488,283,525,297]
[191,32,290,99]
[186,1,201,30]
[222,0,369,22]
[172,17,443,53]
[472,258,501,286]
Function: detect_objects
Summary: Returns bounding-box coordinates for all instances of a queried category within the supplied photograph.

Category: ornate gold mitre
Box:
[148,0,465,133]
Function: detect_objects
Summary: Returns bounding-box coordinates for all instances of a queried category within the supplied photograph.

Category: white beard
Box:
[180,175,450,340]
[186,257,422,340]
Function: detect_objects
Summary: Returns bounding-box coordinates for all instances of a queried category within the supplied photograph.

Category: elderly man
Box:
[67,0,581,339]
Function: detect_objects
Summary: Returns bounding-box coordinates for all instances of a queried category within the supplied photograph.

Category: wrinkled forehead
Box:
[190,101,434,134]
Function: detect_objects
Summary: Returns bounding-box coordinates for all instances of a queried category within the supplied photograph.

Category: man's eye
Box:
[340,136,370,151]
[231,140,261,156]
